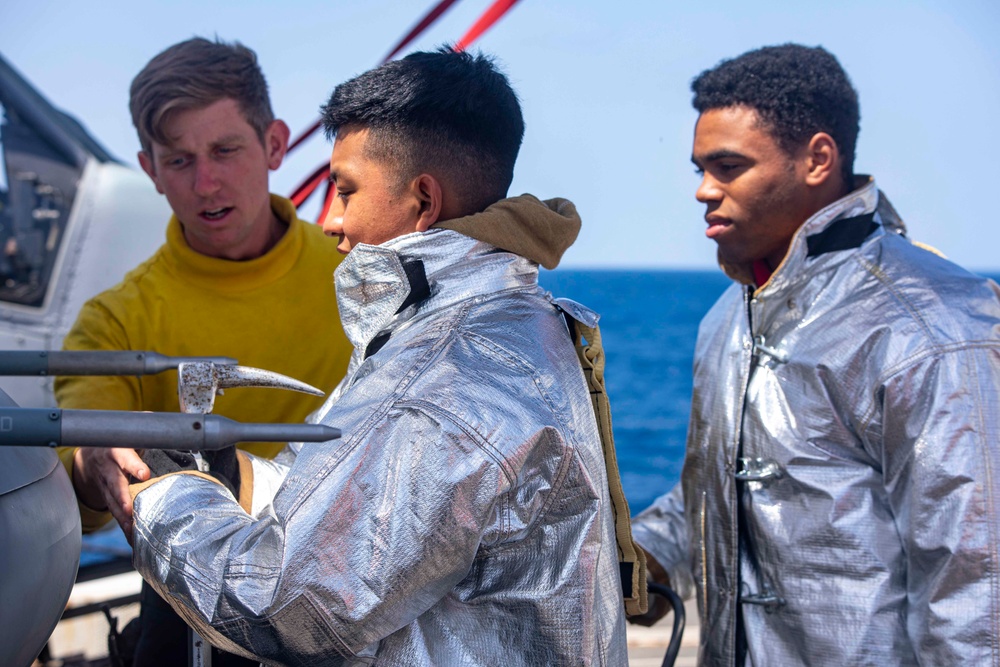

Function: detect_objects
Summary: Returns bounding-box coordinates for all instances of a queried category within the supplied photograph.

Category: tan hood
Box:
[435,194,581,270]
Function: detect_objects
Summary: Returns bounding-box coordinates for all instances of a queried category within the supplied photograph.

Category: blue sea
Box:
[538,269,731,512]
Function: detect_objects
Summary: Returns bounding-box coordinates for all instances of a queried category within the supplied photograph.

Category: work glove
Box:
[131,447,251,514]
[138,449,198,476]
[203,446,241,499]
[137,448,240,499]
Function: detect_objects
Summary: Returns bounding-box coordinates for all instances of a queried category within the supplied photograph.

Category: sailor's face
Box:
[322,128,421,254]
[692,106,813,270]
[138,98,288,260]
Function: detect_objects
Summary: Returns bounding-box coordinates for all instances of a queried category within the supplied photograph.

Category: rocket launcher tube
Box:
[0,408,339,450]
[0,351,238,376]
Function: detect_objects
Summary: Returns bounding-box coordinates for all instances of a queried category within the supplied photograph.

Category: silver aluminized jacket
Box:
[633,179,1000,665]
[132,213,628,666]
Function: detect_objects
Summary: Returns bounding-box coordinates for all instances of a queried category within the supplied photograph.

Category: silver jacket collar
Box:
[132,218,628,665]
[335,228,537,355]
[721,177,903,287]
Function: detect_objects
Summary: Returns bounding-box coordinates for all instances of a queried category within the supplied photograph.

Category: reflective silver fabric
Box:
[133,221,628,666]
[633,179,1000,665]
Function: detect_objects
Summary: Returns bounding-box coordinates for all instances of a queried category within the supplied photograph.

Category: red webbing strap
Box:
[289,0,524,211]
[384,0,463,62]
[286,0,462,157]
[287,119,323,155]
[289,163,329,208]
[318,178,336,225]
[454,0,521,51]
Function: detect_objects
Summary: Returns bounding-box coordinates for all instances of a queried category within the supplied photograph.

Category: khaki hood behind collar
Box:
[435,194,581,269]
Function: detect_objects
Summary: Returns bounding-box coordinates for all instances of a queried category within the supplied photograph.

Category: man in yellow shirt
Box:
[54,37,352,667]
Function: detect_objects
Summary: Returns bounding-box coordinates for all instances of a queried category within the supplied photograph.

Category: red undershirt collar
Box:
[752,259,773,288]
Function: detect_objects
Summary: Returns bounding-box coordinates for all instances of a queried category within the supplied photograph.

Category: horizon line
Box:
[546,264,1000,276]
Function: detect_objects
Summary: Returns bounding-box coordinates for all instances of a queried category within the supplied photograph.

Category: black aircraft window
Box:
[0,104,9,279]
[0,100,81,308]
[0,106,7,194]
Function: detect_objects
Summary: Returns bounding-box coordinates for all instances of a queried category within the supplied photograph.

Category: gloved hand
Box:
[138,449,199,477]
[204,446,241,499]
[130,447,250,518]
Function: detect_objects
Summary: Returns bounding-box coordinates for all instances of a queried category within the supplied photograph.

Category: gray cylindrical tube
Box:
[225,422,341,445]
[0,351,238,376]
[0,408,340,450]
[195,417,340,449]
[0,409,208,449]
[0,351,58,376]
[0,408,61,446]
[60,410,210,449]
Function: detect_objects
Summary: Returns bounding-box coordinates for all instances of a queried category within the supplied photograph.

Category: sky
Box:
[1,0,998,271]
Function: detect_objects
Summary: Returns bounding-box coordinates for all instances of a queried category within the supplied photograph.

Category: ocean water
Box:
[538,269,731,513]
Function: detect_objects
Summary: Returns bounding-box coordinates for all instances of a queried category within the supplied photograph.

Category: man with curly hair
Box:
[631,44,1000,665]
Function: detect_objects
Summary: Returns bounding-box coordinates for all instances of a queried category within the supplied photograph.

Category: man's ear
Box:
[804,132,840,188]
[264,120,291,171]
[137,151,164,195]
[413,173,443,231]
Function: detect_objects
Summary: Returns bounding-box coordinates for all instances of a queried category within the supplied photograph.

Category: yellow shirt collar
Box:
[162,195,305,292]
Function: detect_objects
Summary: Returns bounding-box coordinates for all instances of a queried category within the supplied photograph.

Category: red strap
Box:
[288,163,329,208]
[454,0,521,52]
[287,119,323,155]
[318,178,336,225]
[752,260,773,287]
[287,0,462,155]
[384,0,462,62]
[290,0,524,213]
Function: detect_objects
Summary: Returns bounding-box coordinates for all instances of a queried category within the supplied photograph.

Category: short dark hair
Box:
[320,48,524,215]
[130,37,274,155]
[692,44,860,185]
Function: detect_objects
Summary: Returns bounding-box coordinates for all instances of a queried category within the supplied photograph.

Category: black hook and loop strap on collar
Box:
[806,212,878,258]
[395,259,430,314]
[364,259,431,360]
[364,331,392,360]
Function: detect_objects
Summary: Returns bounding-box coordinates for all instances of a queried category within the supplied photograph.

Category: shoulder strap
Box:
[565,313,649,616]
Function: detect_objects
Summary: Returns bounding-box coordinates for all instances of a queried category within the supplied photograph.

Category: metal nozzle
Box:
[0,408,340,451]
[0,351,238,377]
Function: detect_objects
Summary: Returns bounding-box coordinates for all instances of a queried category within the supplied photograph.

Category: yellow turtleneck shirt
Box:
[56,195,352,530]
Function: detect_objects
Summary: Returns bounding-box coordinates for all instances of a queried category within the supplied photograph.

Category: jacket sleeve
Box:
[55,298,140,532]
[630,484,694,600]
[131,404,503,665]
[878,345,1000,664]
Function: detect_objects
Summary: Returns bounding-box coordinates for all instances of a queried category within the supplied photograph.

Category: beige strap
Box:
[236,451,255,514]
[569,317,648,616]
[129,460,254,513]
[912,240,946,258]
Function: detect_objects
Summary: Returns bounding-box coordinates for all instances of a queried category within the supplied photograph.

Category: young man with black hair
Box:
[126,49,630,665]
[631,44,1000,665]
